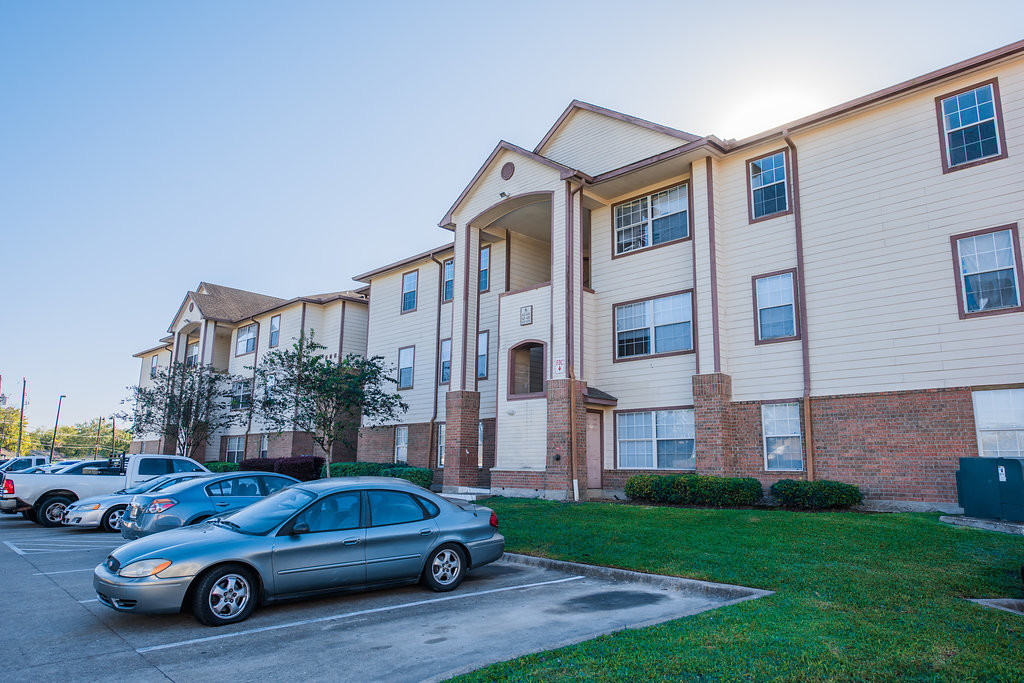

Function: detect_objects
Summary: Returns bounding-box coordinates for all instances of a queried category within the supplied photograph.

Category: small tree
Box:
[123,362,243,461]
[251,331,408,476]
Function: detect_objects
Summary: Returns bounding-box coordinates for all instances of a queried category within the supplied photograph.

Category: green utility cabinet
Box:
[956,457,1024,522]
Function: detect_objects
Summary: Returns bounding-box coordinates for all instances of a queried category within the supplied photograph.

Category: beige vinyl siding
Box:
[583,174,698,409]
[476,239,504,420]
[508,232,551,291]
[341,302,369,357]
[496,285,551,470]
[788,61,1024,396]
[713,146,804,401]
[539,108,687,176]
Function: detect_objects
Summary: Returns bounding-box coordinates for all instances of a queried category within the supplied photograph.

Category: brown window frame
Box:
[610,181,692,260]
[400,269,419,315]
[234,323,257,357]
[746,148,794,224]
[479,246,491,294]
[507,340,547,400]
[268,315,281,348]
[476,330,489,380]
[611,289,696,363]
[397,345,415,390]
[438,338,452,386]
[612,405,696,471]
[949,224,1024,320]
[935,78,1008,174]
[751,268,801,345]
[441,259,454,303]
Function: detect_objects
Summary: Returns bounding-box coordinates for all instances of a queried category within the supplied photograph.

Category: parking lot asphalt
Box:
[1,514,766,682]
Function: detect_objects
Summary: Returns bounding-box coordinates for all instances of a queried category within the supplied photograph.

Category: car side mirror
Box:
[291,521,310,535]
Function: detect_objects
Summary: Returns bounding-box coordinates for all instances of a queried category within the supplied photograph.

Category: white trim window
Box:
[231,380,252,411]
[397,347,414,389]
[614,183,688,255]
[615,292,692,359]
[235,324,257,355]
[139,441,147,454]
[437,423,445,468]
[941,83,1001,167]
[477,331,488,379]
[150,355,158,379]
[478,421,484,468]
[401,271,418,312]
[259,434,269,459]
[442,259,454,302]
[394,426,408,463]
[762,403,803,471]
[755,272,797,340]
[185,342,199,367]
[750,152,788,219]
[616,409,695,469]
[956,229,1020,313]
[226,436,245,463]
[439,339,451,384]
[972,389,1024,458]
[269,315,281,348]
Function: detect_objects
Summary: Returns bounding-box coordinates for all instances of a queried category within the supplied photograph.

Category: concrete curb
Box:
[940,515,1024,535]
[501,552,774,603]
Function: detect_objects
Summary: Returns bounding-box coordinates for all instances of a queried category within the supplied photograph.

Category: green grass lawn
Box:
[457,499,1024,682]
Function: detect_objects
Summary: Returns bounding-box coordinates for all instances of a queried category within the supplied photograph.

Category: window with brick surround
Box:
[394,426,408,463]
[615,292,693,360]
[613,183,689,255]
[401,271,418,313]
[235,324,257,356]
[748,151,789,221]
[397,347,414,390]
[478,421,484,468]
[439,338,451,384]
[150,355,158,378]
[269,315,281,348]
[442,259,454,302]
[437,423,445,468]
[226,436,245,463]
[753,270,798,342]
[937,80,1006,171]
[259,434,269,459]
[972,389,1024,458]
[762,403,803,471]
[616,409,694,469]
[952,226,1022,317]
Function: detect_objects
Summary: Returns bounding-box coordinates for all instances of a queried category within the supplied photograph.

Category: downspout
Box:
[783,132,815,481]
[428,253,445,467]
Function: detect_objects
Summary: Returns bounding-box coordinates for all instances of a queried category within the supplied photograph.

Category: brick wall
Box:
[545,379,588,498]
[128,439,162,455]
[443,391,480,489]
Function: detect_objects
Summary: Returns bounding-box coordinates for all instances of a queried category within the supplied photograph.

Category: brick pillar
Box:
[443,390,481,492]
[545,379,588,501]
[693,373,732,475]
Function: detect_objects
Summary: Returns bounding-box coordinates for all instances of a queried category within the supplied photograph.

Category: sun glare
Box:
[713,86,837,141]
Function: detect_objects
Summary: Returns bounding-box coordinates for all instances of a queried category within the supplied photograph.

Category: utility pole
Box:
[94,417,103,459]
[16,379,26,455]
[110,416,117,458]
[50,395,66,459]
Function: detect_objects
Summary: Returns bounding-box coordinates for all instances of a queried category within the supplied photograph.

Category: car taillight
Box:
[146,498,177,514]
[489,510,498,527]
[2,480,13,495]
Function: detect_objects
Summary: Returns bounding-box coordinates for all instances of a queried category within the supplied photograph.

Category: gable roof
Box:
[353,242,456,283]
[187,282,287,324]
[534,100,701,155]
[438,141,587,228]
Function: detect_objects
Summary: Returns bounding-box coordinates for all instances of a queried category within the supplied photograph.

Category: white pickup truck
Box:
[1,455,209,527]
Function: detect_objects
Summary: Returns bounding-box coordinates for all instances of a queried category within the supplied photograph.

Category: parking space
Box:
[0,515,767,682]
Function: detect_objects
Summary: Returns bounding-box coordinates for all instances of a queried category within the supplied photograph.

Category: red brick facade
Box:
[210,430,356,464]
[443,390,481,490]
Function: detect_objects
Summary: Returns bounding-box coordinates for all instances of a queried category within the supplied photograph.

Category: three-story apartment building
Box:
[130,282,368,462]
[355,40,1024,511]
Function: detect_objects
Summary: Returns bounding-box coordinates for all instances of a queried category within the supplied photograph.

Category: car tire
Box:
[192,564,259,627]
[21,509,37,523]
[422,544,466,592]
[101,506,127,533]
[37,496,73,528]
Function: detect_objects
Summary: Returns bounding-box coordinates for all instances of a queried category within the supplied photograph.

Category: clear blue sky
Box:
[1,0,1020,429]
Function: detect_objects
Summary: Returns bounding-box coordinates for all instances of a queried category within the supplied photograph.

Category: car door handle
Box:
[419,528,435,536]
[215,502,229,507]
[342,537,361,545]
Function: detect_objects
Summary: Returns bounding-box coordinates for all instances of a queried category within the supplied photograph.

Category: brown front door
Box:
[586,411,603,489]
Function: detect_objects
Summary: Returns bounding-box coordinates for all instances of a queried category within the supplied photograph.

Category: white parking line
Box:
[5,539,122,555]
[33,568,96,576]
[79,598,99,603]
[137,575,585,654]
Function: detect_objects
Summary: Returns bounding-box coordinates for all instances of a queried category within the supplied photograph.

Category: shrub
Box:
[382,466,433,489]
[328,461,432,488]
[205,462,240,473]
[624,473,762,507]
[274,455,325,482]
[770,479,863,509]
[239,458,275,473]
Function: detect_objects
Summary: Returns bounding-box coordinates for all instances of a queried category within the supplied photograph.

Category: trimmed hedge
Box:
[274,456,325,482]
[624,473,762,507]
[328,461,433,488]
[205,462,240,473]
[770,479,863,509]
[239,458,275,473]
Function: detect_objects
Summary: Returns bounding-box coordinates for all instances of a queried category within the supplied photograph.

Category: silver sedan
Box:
[94,477,505,626]
[63,472,213,533]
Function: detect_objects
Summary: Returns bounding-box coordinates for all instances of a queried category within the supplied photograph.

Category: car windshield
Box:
[213,487,316,535]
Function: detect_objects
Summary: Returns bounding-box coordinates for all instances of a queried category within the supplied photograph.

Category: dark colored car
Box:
[94,477,505,625]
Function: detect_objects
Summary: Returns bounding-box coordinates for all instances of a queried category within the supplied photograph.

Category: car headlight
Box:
[80,504,100,511]
[117,559,172,578]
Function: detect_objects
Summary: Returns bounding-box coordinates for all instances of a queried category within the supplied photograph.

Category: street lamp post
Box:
[49,395,66,459]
